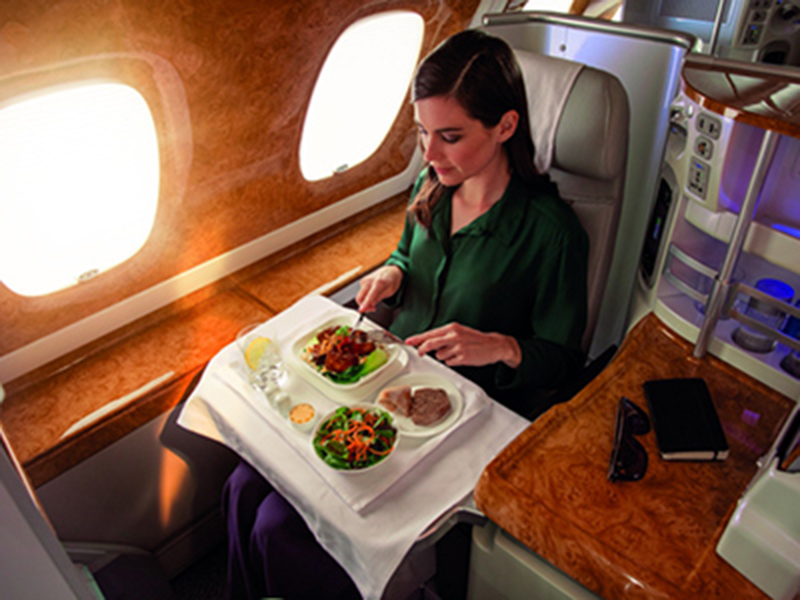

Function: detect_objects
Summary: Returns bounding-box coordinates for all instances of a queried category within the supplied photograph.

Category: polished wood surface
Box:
[0,196,407,486]
[474,313,795,599]
[682,58,800,138]
[0,0,478,357]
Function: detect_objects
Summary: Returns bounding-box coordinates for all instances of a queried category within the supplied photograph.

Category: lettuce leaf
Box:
[324,347,388,384]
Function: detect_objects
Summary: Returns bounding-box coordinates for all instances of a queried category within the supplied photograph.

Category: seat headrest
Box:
[515,50,628,181]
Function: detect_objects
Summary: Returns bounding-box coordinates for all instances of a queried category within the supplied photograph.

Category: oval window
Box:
[0,82,160,296]
[299,11,425,181]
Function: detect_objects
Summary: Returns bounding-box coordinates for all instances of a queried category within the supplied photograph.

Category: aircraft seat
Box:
[340,50,630,417]
[514,50,630,418]
[515,49,630,355]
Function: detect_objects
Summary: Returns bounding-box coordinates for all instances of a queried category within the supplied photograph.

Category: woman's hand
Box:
[405,323,522,369]
[355,265,404,314]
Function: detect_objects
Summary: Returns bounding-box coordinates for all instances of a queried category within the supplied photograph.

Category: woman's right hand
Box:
[355,265,404,314]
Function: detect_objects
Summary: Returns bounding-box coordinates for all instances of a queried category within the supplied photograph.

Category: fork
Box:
[352,311,401,345]
[364,329,403,345]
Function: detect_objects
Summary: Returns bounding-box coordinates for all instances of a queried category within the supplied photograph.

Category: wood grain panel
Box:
[0,193,407,485]
[1,289,273,484]
[475,313,794,599]
[0,0,479,358]
[237,198,408,313]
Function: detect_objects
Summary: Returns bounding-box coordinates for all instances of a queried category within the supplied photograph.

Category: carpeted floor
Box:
[171,543,228,600]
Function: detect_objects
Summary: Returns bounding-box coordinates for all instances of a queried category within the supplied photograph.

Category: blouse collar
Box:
[434,175,528,246]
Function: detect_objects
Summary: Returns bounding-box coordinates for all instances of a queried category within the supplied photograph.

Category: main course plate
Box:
[373,373,463,438]
[288,315,409,404]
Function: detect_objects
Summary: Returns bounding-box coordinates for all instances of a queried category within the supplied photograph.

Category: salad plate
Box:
[287,315,409,404]
[374,373,463,438]
[311,404,399,474]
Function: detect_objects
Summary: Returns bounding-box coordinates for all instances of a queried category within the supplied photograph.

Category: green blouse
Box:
[385,171,588,410]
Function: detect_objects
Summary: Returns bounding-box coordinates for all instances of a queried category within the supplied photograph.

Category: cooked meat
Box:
[411,388,451,426]
[307,325,376,374]
[378,398,397,412]
[378,385,412,416]
[324,349,357,373]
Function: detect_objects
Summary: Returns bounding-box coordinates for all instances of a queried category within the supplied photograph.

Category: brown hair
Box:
[409,29,544,227]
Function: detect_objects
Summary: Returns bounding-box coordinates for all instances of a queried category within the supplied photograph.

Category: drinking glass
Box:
[237,323,285,395]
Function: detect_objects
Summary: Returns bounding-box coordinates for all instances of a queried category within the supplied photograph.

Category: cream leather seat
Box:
[516,49,629,355]
[513,50,629,417]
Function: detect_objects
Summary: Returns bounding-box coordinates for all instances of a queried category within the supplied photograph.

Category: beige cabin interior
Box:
[2,0,799,599]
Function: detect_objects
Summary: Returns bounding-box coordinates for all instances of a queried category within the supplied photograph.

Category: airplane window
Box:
[522,0,623,20]
[299,11,424,182]
[0,82,160,297]
[522,0,574,12]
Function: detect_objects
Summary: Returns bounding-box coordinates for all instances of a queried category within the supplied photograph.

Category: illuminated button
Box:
[742,23,764,45]
[688,159,710,199]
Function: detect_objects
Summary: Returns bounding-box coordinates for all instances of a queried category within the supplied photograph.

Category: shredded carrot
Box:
[314,406,397,469]
[369,447,394,456]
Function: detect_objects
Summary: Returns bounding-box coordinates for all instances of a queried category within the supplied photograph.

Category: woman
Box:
[357,29,588,414]
[224,29,588,600]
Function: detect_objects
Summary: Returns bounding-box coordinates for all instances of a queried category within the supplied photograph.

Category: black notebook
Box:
[643,378,729,461]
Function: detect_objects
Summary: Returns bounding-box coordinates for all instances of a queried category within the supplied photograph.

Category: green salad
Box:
[313,406,398,471]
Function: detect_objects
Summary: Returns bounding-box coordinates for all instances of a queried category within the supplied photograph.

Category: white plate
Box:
[373,373,463,438]
[311,404,400,474]
[288,315,409,404]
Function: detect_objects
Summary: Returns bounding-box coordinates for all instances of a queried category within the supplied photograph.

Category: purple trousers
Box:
[222,460,361,600]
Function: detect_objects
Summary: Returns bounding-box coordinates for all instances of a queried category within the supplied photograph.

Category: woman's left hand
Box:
[405,323,521,369]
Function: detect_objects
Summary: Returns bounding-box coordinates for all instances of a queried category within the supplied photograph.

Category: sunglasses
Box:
[607,397,651,483]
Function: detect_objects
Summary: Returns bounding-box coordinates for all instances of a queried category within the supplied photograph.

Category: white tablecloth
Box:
[177,294,529,599]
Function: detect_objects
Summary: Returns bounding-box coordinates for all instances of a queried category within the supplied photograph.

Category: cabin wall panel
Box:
[0,0,479,360]
[36,403,240,574]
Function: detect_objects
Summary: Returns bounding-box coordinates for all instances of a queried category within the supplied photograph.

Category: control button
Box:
[688,159,710,199]
[742,23,764,45]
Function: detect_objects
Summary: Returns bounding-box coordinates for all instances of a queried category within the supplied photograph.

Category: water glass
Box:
[237,322,285,395]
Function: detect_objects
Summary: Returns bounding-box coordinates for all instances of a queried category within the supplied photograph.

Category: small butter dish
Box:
[289,403,317,432]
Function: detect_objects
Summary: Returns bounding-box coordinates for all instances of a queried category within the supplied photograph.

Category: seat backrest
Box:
[515,50,630,353]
